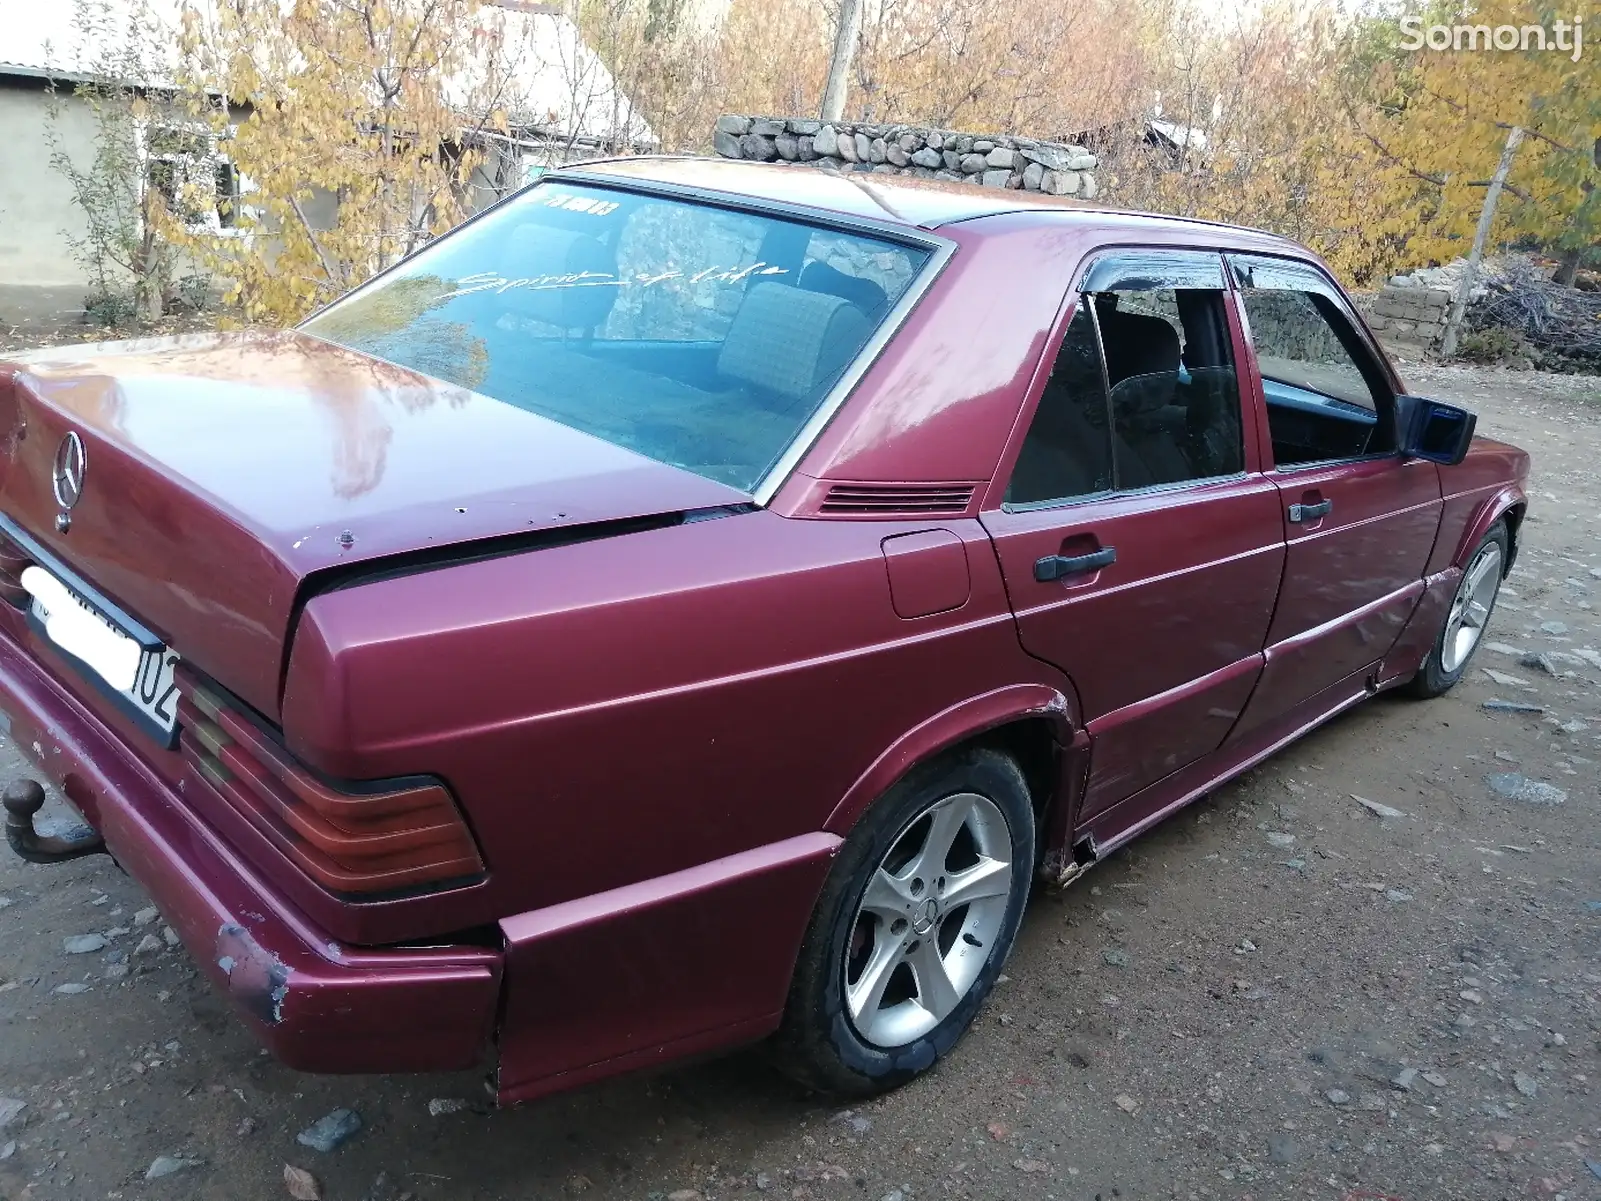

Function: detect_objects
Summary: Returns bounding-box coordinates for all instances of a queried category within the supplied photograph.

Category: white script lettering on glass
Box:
[536,191,623,216]
[437,263,790,301]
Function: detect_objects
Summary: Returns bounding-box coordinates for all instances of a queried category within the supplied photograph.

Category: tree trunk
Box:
[1441,125,1524,359]
[137,196,164,323]
[819,0,863,122]
[1553,245,1582,287]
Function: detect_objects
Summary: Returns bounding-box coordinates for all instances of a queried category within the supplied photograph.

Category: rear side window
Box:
[1007,271,1245,506]
[303,183,931,491]
[1093,287,1243,489]
[1006,307,1115,505]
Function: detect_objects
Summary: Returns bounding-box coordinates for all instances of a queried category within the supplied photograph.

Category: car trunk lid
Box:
[0,330,751,720]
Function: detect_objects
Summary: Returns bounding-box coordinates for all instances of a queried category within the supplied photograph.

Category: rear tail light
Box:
[0,533,33,610]
[175,667,484,896]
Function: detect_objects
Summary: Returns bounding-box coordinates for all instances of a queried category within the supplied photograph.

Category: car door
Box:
[1225,253,1442,738]
[981,249,1286,822]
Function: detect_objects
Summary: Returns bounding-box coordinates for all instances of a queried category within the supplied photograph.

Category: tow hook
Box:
[3,779,106,864]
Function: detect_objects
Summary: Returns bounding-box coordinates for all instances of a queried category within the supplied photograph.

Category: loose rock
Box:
[296,1108,363,1153]
[1353,795,1406,819]
[146,1154,202,1179]
[1484,773,1568,804]
[1391,1067,1418,1090]
[1513,1071,1539,1097]
[52,982,89,995]
[0,1099,25,1131]
[1325,1088,1350,1105]
[1482,699,1545,714]
[1265,832,1296,848]
[427,1097,468,1117]
[62,934,106,954]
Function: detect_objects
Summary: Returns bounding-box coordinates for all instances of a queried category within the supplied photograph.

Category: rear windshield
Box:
[302,182,932,492]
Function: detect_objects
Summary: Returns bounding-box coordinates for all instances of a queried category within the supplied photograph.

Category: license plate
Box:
[23,565,181,738]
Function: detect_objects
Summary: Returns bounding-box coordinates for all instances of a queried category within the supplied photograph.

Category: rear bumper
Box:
[0,631,501,1074]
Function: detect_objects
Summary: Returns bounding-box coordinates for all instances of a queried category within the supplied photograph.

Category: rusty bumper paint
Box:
[0,630,501,1074]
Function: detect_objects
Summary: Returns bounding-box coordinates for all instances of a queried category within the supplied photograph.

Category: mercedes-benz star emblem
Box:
[52,432,87,511]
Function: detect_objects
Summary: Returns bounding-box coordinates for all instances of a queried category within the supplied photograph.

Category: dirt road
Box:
[1,365,1598,1201]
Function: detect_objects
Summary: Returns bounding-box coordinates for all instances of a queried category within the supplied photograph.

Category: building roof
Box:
[0,0,650,145]
[569,156,1303,249]
[0,0,181,84]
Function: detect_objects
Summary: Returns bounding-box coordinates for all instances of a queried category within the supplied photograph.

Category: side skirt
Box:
[1074,665,1375,856]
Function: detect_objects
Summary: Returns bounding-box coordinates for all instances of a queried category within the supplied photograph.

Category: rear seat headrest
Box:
[799,261,888,319]
[1096,305,1181,387]
[499,224,619,331]
[718,282,871,403]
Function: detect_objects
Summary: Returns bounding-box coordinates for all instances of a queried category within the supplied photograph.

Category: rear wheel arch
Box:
[821,687,1079,841]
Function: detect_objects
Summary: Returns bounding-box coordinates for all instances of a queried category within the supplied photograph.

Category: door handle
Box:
[1288,499,1332,523]
[1035,546,1117,582]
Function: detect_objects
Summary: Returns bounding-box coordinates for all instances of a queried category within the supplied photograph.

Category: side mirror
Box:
[1396,394,1477,466]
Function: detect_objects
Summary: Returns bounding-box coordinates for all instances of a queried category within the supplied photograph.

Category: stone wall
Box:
[1363,280,1453,357]
[712,116,1099,199]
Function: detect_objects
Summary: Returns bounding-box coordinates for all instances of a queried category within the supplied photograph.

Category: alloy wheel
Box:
[1441,541,1503,674]
[842,792,1014,1048]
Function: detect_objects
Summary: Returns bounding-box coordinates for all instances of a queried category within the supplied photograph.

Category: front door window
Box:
[1234,262,1396,466]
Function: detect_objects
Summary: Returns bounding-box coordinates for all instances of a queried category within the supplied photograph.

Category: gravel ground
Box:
[0,365,1598,1201]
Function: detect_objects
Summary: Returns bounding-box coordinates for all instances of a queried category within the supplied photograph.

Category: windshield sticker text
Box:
[437,263,790,301]
[536,191,624,216]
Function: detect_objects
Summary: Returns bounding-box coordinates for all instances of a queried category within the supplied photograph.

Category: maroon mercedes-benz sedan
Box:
[0,157,1527,1101]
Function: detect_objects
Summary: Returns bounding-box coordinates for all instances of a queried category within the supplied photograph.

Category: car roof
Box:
[565,155,1310,254]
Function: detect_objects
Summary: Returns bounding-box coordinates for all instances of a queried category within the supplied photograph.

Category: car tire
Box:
[770,746,1036,1097]
[1408,521,1509,699]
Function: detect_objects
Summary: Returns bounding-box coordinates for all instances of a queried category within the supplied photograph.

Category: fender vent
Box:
[820,483,976,515]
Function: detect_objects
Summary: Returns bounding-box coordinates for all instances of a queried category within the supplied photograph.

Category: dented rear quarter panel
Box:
[279,508,1077,942]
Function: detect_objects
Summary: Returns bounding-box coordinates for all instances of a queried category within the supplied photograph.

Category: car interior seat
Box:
[497,224,621,333]
[1093,300,1191,487]
[798,261,889,321]
[717,281,871,412]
